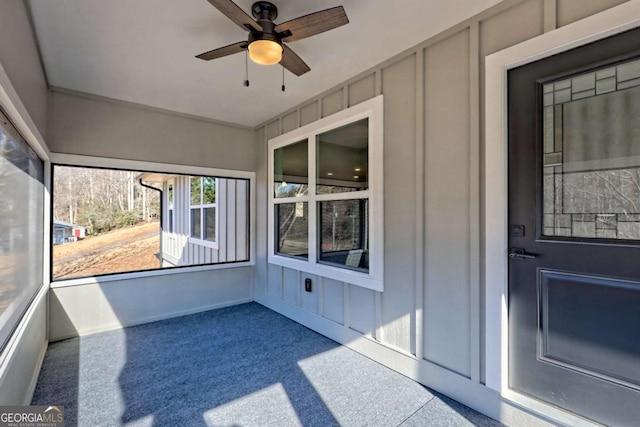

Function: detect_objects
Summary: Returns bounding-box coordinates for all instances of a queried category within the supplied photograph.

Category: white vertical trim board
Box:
[413,47,425,360]
[484,0,640,399]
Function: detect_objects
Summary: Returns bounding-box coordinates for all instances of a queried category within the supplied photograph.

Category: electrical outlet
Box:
[304,278,312,292]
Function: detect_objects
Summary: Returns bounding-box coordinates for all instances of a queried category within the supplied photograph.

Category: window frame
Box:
[267,95,384,291]
[48,154,256,286]
[188,176,219,249]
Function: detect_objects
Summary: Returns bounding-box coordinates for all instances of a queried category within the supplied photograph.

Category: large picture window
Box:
[52,165,249,281]
[268,95,383,291]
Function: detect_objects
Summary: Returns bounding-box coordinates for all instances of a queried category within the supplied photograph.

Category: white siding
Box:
[161,176,249,266]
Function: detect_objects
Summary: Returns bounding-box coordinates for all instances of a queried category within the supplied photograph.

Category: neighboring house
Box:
[139,173,249,267]
[52,220,85,245]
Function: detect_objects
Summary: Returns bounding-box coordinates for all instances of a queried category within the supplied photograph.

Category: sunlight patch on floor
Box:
[203,383,301,427]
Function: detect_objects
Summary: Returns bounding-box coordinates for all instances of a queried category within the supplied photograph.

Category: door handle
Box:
[509,247,537,260]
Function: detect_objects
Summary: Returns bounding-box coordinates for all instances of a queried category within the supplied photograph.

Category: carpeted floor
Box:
[32,303,502,426]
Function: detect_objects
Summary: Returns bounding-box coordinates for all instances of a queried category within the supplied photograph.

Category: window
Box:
[189,177,217,246]
[52,166,250,280]
[167,180,174,233]
[0,114,44,350]
[268,95,383,291]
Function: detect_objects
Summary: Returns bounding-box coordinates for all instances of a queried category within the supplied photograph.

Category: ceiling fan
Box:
[196,0,349,77]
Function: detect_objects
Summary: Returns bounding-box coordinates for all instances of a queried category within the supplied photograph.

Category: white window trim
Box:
[188,176,219,249]
[268,95,384,291]
[484,1,640,421]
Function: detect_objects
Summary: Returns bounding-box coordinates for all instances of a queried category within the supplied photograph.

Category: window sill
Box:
[50,261,253,289]
[268,254,383,292]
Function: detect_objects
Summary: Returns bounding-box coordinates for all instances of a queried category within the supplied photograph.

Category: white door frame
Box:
[484,0,640,418]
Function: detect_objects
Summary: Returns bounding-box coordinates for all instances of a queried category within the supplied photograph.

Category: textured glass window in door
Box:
[542,57,640,240]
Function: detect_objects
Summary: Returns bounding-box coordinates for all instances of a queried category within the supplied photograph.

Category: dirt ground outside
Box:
[53,222,161,280]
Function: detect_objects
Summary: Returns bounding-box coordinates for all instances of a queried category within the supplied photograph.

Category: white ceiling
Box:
[29,0,501,128]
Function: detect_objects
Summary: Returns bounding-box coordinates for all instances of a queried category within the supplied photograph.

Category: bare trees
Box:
[53,166,159,235]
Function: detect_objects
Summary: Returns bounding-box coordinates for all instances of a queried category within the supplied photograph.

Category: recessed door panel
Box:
[539,270,640,389]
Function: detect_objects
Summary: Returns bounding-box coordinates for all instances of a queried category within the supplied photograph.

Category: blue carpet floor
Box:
[32,303,502,426]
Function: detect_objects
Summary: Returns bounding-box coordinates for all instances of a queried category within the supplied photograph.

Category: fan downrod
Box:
[251,2,278,21]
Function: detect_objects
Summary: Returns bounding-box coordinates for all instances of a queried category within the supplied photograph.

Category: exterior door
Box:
[508,27,640,426]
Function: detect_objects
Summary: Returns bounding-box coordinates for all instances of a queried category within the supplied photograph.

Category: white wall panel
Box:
[321,278,344,324]
[380,54,417,354]
[321,89,344,118]
[49,267,252,341]
[267,264,282,297]
[348,285,376,335]
[300,101,319,127]
[282,111,298,133]
[348,73,376,107]
[424,30,471,377]
[282,267,299,305]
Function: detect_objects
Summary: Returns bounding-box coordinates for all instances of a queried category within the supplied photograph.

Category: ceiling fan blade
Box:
[206,0,261,32]
[275,6,348,43]
[196,41,246,60]
[281,45,310,76]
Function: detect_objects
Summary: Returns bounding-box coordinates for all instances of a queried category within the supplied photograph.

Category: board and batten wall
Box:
[162,177,249,266]
[254,0,629,424]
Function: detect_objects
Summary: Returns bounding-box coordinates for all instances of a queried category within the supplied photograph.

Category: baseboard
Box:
[254,291,577,427]
[50,297,253,342]
[24,339,48,405]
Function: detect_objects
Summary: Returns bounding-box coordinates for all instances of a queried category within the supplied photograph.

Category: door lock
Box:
[509,247,537,260]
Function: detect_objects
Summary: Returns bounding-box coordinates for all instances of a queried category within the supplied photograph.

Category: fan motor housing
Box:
[247,31,280,46]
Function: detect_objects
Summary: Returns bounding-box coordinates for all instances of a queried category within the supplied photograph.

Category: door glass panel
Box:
[542,57,640,240]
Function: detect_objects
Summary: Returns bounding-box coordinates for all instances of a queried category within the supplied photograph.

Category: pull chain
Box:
[244,50,250,87]
[281,57,285,92]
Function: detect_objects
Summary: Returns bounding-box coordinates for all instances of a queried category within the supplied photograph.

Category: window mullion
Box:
[273,196,309,204]
[315,190,370,202]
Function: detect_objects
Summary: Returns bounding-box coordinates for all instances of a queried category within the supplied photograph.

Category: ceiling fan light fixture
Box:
[248,39,282,65]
